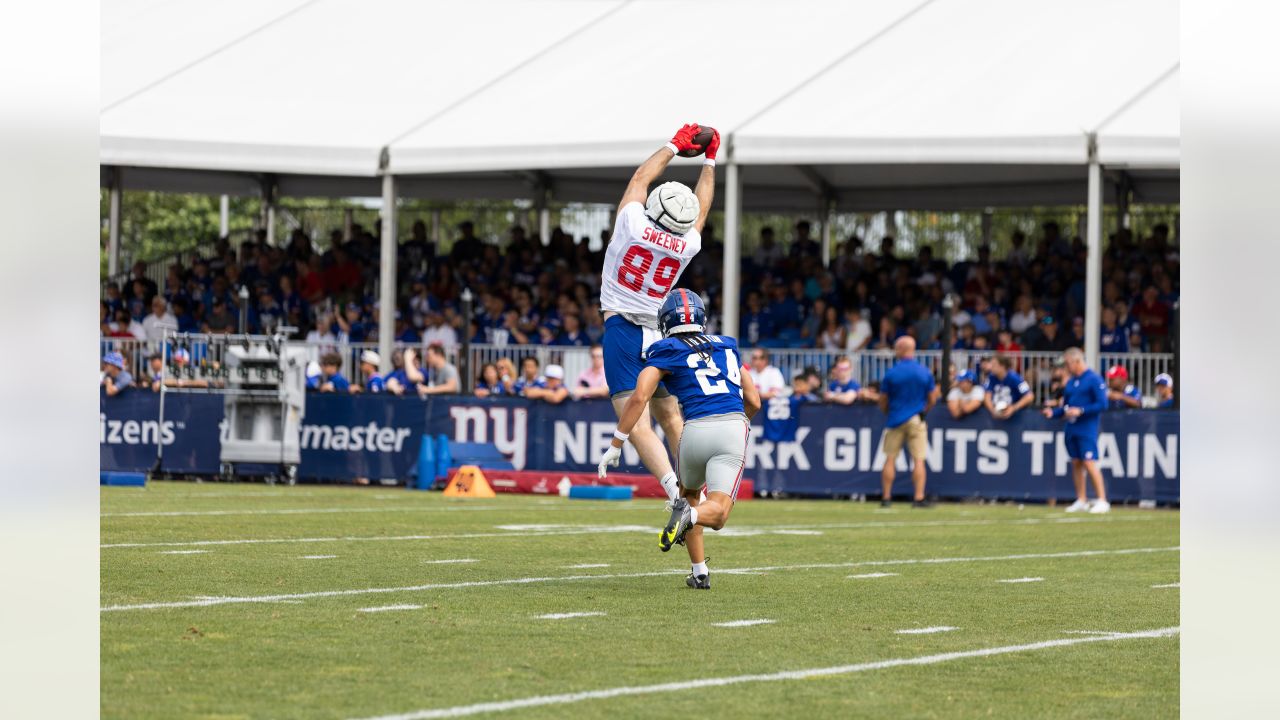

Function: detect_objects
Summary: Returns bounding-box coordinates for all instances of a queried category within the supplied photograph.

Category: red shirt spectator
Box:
[1133,286,1170,350]
[324,249,362,295]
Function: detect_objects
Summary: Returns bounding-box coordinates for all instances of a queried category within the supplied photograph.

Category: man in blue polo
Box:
[877,336,940,508]
[1042,347,1110,514]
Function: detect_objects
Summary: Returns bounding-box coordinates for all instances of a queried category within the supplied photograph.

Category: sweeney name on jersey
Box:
[600,202,701,316]
[644,335,744,422]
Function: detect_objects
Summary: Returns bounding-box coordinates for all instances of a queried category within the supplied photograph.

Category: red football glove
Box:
[704,128,721,162]
[666,123,702,155]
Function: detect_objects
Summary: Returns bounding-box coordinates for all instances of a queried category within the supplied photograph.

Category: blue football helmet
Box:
[658,288,707,337]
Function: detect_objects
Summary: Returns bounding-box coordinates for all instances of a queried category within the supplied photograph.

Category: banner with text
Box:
[102,392,1179,501]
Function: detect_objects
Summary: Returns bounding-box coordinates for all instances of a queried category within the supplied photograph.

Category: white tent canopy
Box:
[101,0,1179,367]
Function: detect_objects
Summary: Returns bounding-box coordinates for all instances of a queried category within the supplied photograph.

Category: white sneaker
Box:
[1089,500,1111,514]
[1065,499,1091,513]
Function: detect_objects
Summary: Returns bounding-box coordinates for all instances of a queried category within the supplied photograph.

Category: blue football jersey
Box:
[984,371,1031,406]
[762,392,813,442]
[644,335,746,421]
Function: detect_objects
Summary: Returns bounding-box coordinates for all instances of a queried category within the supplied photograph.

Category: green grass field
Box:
[101,483,1179,719]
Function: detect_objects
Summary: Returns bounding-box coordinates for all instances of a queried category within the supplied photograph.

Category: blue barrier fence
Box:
[101,392,1179,502]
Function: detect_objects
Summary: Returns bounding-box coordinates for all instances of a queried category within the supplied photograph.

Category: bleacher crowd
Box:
[102,217,1178,404]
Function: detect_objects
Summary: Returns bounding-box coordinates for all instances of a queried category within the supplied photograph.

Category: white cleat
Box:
[1089,500,1112,514]
[1064,499,1091,513]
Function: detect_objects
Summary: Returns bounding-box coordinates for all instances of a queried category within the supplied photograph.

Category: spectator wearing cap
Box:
[1105,365,1142,410]
[142,296,179,342]
[336,302,369,343]
[877,336,939,508]
[947,370,986,419]
[748,349,787,400]
[417,344,460,396]
[101,352,133,397]
[1155,373,1175,408]
[573,344,610,400]
[350,350,384,394]
[1044,359,1069,410]
[1022,313,1069,352]
[526,364,570,404]
[316,352,351,393]
[983,354,1034,420]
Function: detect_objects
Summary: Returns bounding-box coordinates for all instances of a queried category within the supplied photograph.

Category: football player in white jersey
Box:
[600,123,718,502]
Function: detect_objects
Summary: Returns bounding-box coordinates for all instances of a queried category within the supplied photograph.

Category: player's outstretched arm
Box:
[618,124,703,212]
[693,128,719,233]
[598,366,666,477]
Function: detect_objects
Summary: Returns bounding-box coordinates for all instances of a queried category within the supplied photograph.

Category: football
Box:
[678,125,716,157]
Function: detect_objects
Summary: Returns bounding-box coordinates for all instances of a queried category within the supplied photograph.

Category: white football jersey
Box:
[600,202,702,316]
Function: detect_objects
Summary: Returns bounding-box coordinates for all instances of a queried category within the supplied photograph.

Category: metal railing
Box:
[743,348,1174,400]
[100,338,1172,402]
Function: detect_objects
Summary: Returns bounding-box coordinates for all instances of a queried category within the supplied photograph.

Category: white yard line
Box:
[158,550,208,555]
[771,530,824,536]
[100,516,1146,550]
[1152,582,1180,588]
[896,626,959,635]
[712,619,775,628]
[562,563,610,569]
[102,526,655,549]
[848,572,899,579]
[421,559,478,565]
[997,577,1045,584]
[358,604,422,613]
[100,546,1179,613]
[534,612,606,620]
[346,627,1180,720]
[301,555,337,560]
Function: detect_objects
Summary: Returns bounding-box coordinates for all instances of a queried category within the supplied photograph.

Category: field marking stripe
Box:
[101,527,654,549]
[358,604,422,613]
[1152,582,1180,588]
[896,626,958,634]
[997,577,1045,583]
[535,612,606,620]
[712,619,775,627]
[848,572,899,579]
[100,516,1146,549]
[99,546,1178,613]
[348,627,1180,720]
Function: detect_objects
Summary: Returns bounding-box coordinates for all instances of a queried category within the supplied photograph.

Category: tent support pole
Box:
[537,185,552,246]
[722,156,742,339]
[1085,134,1103,371]
[219,194,230,238]
[379,173,398,374]
[107,168,122,277]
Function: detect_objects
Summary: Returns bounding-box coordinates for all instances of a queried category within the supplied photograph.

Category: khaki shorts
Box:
[882,415,928,460]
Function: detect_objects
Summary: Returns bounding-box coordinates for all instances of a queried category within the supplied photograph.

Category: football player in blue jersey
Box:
[598,289,761,590]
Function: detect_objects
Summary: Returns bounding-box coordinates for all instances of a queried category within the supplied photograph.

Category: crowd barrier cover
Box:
[101,392,1180,502]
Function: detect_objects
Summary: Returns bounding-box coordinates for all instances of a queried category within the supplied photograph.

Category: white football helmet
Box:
[645,182,699,235]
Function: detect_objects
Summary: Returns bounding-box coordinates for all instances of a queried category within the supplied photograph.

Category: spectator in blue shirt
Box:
[877,337,940,508]
[101,352,133,397]
[1155,373,1175,409]
[1043,347,1110,513]
[1105,365,1142,410]
[741,291,775,346]
[350,350,385,394]
[513,356,547,396]
[983,354,1034,420]
[823,356,865,405]
[1099,307,1129,353]
[316,352,351,393]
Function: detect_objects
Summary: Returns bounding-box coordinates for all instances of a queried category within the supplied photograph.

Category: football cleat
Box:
[1088,500,1112,514]
[686,572,710,590]
[659,498,693,552]
[1064,499,1091,513]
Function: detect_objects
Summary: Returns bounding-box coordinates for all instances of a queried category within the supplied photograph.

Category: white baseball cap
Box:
[545,364,564,380]
[360,350,381,366]
[1154,373,1173,388]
